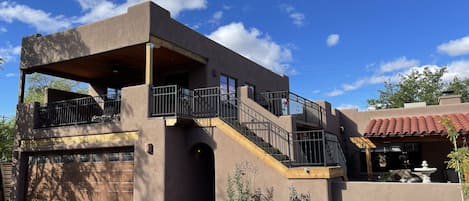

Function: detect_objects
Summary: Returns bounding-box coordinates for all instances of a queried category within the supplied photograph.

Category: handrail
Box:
[36,94,121,128]
[256,91,325,127]
[149,85,346,168]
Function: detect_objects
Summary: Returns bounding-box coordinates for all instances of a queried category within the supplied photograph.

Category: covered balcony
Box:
[19,36,207,129]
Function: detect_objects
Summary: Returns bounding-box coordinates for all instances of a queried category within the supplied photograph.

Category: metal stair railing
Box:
[149,85,346,168]
[256,91,325,127]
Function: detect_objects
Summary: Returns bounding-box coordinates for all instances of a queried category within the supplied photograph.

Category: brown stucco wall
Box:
[147,3,289,92]
[165,124,332,201]
[20,3,150,69]
[331,181,461,201]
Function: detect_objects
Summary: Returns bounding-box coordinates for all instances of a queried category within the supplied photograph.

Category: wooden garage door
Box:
[25,148,134,201]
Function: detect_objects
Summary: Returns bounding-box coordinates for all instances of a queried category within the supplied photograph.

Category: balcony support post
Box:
[145,43,155,85]
[18,70,26,103]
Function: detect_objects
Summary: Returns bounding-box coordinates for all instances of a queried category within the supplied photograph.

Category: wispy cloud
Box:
[379,56,419,73]
[208,11,223,24]
[0,44,21,63]
[0,26,6,33]
[336,104,359,110]
[207,22,293,75]
[325,57,419,97]
[326,34,340,47]
[437,35,469,56]
[0,0,208,33]
[281,5,305,27]
[75,0,208,24]
[0,1,71,33]
[5,73,16,77]
[326,89,344,97]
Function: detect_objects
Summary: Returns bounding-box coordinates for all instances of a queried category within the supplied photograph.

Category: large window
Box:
[220,75,237,101]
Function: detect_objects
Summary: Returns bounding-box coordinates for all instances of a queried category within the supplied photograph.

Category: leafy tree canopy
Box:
[0,116,14,161]
[24,73,88,104]
[368,67,469,109]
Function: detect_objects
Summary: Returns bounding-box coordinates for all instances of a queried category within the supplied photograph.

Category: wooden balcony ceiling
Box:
[27,43,203,88]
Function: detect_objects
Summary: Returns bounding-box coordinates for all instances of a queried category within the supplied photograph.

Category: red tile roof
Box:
[364,113,469,137]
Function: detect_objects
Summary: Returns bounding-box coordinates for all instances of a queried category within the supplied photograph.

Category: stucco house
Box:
[340,94,469,182]
[12,2,346,201]
[12,2,469,201]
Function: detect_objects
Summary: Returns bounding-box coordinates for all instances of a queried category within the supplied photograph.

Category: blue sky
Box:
[1,0,469,116]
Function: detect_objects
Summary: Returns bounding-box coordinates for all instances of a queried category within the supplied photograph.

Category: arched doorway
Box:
[189,143,215,201]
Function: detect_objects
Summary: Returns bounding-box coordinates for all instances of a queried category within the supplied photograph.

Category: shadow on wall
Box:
[338,112,361,180]
[164,126,218,201]
[14,91,136,200]
[21,29,91,69]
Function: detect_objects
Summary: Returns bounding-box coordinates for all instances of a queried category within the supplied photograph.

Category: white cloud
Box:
[326,34,340,47]
[208,11,223,24]
[379,56,419,73]
[75,0,207,24]
[0,26,6,33]
[282,5,305,27]
[437,35,469,56]
[441,60,469,81]
[312,89,320,94]
[207,22,293,75]
[0,1,71,33]
[336,104,359,110]
[0,44,21,63]
[326,89,344,97]
[342,79,366,91]
[5,73,16,77]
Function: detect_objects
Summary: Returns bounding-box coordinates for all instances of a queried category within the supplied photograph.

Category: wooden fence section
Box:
[1,162,12,201]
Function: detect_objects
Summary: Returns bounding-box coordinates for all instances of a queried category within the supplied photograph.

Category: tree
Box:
[368,67,469,109]
[448,77,469,103]
[0,115,14,161]
[24,73,87,103]
[441,118,469,201]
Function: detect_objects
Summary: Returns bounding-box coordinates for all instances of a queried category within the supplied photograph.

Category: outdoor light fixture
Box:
[147,143,154,155]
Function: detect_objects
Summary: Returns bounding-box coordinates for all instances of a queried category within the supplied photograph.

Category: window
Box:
[220,75,237,101]
[79,154,91,162]
[91,153,104,162]
[108,152,120,161]
[122,152,134,161]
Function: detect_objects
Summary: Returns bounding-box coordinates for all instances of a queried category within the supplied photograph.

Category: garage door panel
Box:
[26,149,134,201]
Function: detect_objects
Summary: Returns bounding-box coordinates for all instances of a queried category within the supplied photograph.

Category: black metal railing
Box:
[292,130,346,167]
[150,85,192,117]
[220,97,291,163]
[149,85,346,167]
[256,91,325,127]
[36,94,121,128]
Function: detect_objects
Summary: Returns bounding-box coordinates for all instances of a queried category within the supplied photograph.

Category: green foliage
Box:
[0,115,15,161]
[447,77,469,103]
[226,165,274,201]
[368,67,446,108]
[289,186,311,201]
[24,73,87,104]
[441,118,469,200]
[227,168,251,201]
